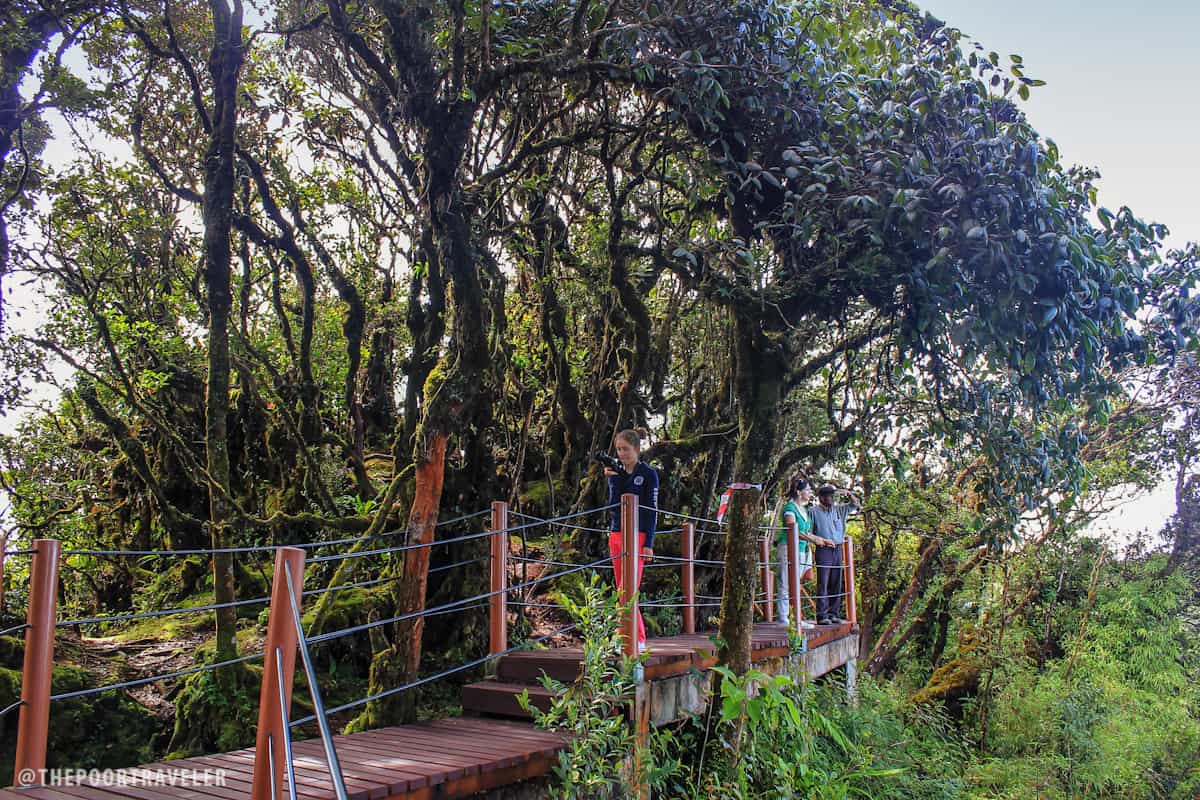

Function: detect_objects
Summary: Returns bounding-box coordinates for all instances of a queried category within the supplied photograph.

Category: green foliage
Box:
[165,661,261,758]
[521,576,679,798]
[975,557,1200,799]
[680,667,905,799]
[0,0,1196,793]
[0,655,162,785]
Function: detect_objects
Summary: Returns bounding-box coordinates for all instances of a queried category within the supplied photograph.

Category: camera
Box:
[593,451,626,475]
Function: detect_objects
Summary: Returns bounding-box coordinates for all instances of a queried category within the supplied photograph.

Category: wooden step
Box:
[497,650,583,683]
[462,679,557,719]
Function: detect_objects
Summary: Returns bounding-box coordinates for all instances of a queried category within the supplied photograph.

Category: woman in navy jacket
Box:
[604,428,659,650]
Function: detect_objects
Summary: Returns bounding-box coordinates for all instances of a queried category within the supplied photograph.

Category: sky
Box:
[918,0,1200,253]
[917,0,1198,542]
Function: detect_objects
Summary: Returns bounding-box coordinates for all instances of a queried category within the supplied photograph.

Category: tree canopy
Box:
[0,0,1196,774]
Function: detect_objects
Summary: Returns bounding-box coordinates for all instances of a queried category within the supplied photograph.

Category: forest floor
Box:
[55,624,267,726]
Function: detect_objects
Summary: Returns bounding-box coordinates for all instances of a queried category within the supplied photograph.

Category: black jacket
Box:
[607,461,660,547]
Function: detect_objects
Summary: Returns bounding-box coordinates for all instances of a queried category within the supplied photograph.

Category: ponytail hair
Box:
[785,475,810,500]
[614,429,642,450]
[771,475,808,530]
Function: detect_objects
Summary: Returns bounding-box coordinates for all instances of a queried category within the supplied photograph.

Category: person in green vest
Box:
[774,476,835,625]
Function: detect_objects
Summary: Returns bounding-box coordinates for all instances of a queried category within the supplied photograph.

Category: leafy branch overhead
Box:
[0,0,1195,760]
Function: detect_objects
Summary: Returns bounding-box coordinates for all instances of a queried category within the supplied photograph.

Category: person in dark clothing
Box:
[811,483,860,625]
[604,428,659,650]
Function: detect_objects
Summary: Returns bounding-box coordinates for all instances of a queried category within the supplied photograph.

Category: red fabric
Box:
[608,531,647,645]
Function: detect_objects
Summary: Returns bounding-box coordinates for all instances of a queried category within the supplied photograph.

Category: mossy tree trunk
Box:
[718,308,786,674]
[200,0,245,666]
[339,0,494,716]
[718,487,760,675]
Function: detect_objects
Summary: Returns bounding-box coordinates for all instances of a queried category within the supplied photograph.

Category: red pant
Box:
[608,531,647,645]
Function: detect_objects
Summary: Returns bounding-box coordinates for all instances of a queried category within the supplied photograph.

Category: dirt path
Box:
[61,629,264,721]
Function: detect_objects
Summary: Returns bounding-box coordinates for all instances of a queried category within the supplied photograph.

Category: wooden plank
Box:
[331,722,558,796]
[496,654,580,683]
[644,658,701,681]
[283,746,400,798]
[294,735,435,792]
[216,748,385,799]
[369,720,554,767]
[324,729,506,791]
[274,741,425,795]
[139,757,333,800]
[461,680,555,718]
[329,732,484,779]
[194,750,381,800]
[353,722,538,766]
[143,754,335,800]
[427,719,564,759]
[20,779,233,800]
[422,752,558,800]
[0,788,99,800]
[4,785,122,800]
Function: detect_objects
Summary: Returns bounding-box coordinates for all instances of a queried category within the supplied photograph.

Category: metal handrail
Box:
[274,647,298,800]
[56,509,494,559]
[267,731,279,800]
[283,562,349,800]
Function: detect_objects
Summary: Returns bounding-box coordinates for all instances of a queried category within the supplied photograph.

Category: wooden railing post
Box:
[786,519,802,627]
[843,537,857,626]
[490,501,509,656]
[251,546,305,800]
[681,522,695,634]
[619,493,639,659]
[14,538,60,786]
[759,536,773,622]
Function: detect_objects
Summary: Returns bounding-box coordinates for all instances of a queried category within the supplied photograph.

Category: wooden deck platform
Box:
[3,623,854,800]
[462,621,853,718]
[0,718,564,800]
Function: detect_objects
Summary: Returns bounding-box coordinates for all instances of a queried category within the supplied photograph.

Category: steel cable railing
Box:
[508,510,613,534]
[306,554,613,647]
[16,511,542,714]
[287,511,621,736]
[49,650,267,702]
[34,522,503,708]
[289,622,581,728]
[55,509,494,560]
[652,508,725,527]
[4,494,860,796]
[305,505,617,566]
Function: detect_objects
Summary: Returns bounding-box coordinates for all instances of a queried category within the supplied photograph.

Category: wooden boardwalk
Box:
[3,623,854,800]
[0,718,564,800]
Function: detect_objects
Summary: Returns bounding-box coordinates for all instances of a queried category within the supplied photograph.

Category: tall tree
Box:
[200,0,245,662]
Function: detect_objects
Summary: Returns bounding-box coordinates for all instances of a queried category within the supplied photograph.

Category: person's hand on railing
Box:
[641,546,654,563]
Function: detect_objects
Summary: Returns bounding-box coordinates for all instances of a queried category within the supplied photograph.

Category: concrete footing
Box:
[646,632,861,726]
